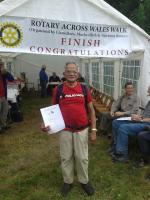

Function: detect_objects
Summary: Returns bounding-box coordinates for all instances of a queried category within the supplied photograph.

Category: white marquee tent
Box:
[0,0,150,105]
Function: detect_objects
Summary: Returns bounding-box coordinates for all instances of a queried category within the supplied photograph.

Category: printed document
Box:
[40,104,65,134]
[7,85,19,103]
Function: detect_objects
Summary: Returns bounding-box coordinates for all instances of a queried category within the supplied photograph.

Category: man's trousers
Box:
[59,128,89,184]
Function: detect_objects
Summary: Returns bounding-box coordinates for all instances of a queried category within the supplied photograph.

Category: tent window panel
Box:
[92,62,100,90]
[103,85,113,96]
[121,60,141,93]
[85,63,90,84]
[134,67,140,79]
[99,64,103,91]
[103,62,114,96]
[135,60,140,66]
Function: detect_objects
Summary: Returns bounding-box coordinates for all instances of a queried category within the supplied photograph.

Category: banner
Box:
[0,16,131,57]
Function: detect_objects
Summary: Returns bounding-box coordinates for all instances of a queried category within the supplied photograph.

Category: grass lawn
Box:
[0,94,150,200]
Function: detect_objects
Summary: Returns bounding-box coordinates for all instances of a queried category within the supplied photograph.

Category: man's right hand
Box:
[41,122,50,132]
[131,114,142,121]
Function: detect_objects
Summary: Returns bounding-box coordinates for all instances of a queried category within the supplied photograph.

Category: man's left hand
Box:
[90,131,97,143]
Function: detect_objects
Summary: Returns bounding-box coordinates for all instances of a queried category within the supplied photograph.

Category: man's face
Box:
[125,84,134,96]
[42,65,46,70]
[64,63,79,83]
[53,72,56,77]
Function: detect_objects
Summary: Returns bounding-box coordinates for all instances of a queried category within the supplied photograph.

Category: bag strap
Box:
[56,83,63,104]
[80,83,88,111]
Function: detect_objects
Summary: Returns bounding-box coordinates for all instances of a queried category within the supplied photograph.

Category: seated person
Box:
[49,72,61,82]
[98,82,140,135]
[61,72,66,82]
[137,127,150,167]
[47,72,61,96]
[111,85,150,162]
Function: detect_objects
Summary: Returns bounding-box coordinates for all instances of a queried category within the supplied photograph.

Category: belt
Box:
[66,124,89,131]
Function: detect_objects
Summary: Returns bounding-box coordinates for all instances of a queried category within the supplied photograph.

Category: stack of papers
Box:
[7,84,19,102]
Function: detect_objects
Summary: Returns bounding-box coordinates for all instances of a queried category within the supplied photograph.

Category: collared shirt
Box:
[111,94,139,116]
[142,101,150,118]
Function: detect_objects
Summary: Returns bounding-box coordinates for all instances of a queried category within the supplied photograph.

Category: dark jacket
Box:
[39,69,48,83]
[2,72,14,97]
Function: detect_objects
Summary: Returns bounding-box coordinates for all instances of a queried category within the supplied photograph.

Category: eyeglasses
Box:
[65,71,78,75]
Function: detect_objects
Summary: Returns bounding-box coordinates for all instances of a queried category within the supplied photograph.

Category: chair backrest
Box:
[101,93,107,104]
[95,90,101,101]
[105,96,114,109]
[108,97,114,110]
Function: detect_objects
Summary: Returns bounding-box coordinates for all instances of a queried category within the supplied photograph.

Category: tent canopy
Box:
[0,0,149,39]
[0,0,150,105]
[0,0,149,58]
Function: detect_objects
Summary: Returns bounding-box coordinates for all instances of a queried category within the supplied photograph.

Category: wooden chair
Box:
[93,93,108,109]
[94,96,114,117]
[92,90,101,104]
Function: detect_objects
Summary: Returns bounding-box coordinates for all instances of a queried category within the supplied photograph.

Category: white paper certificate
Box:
[40,104,65,134]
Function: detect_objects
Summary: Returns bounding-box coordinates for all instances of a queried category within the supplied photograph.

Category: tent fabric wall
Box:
[0,0,150,105]
[0,0,28,16]
[1,0,149,39]
[13,54,80,90]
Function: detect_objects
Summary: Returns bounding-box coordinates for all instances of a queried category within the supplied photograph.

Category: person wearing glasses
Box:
[42,62,96,196]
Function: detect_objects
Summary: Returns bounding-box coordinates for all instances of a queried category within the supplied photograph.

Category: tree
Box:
[143,0,150,34]
[133,3,146,30]
[105,0,140,17]
[105,0,150,34]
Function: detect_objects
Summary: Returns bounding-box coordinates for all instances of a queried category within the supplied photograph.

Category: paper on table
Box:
[117,117,131,121]
[7,87,19,102]
[40,104,65,134]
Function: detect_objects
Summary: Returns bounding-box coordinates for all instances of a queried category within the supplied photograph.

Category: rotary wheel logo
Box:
[0,22,23,47]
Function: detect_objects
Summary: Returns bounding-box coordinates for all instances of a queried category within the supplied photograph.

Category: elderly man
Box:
[98,82,139,136]
[112,85,150,162]
[47,72,61,96]
[42,62,96,196]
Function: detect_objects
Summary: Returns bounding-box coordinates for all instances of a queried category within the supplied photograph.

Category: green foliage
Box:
[134,4,146,30]
[105,0,150,35]
[105,0,140,16]
[143,0,150,34]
